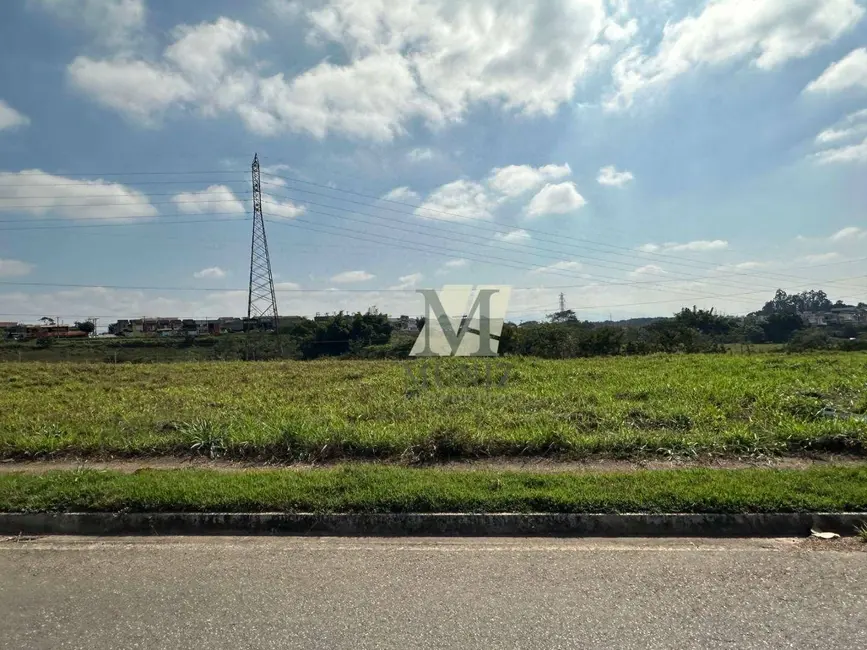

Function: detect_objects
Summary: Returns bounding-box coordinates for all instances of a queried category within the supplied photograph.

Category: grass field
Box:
[2,353,866,461]
[1,466,866,513]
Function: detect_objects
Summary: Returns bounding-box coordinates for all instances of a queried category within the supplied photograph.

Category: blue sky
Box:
[0,0,866,326]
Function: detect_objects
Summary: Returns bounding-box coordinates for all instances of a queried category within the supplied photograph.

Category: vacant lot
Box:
[1,354,866,461]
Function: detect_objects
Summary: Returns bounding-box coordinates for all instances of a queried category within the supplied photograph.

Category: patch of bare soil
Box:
[1,454,865,474]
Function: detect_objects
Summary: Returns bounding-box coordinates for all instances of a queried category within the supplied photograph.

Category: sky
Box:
[0,0,865,328]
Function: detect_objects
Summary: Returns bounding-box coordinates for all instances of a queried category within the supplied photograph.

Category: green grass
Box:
[2,354,867,461]
[1,466,866,513]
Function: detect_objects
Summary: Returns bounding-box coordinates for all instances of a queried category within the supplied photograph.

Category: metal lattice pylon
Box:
[247,154,279,330]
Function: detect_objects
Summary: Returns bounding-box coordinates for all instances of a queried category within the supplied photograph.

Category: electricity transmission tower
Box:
[247,154,279,331]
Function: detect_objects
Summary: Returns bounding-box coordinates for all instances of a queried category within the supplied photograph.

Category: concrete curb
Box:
[1,512,866,537]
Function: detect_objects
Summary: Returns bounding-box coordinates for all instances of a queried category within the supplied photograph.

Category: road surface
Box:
[1,536,865,649]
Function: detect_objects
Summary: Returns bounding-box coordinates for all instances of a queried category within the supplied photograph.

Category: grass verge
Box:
[1,466,866,513]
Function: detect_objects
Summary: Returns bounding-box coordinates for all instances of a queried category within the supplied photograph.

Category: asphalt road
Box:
[1,536,865,649]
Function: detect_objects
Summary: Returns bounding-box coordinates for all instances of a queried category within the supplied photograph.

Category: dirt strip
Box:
[1,454,866,474]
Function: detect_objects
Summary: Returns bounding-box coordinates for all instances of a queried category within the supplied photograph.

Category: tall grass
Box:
[1,354,866,461]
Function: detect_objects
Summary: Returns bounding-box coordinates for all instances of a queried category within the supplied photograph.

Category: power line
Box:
[0,215,247,231]
[266,214,867,304]
[261,191,805,295]
[0,190,252,201]
[0,197,249,210]
[259,172,859,290]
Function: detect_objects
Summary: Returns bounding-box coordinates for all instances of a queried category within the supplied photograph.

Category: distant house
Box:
[801,307,867,327]
[388,315,419,332]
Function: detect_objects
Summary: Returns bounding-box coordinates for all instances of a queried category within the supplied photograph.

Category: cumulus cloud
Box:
[830,226,867,242]
[331,270,374,283]
[494,229,531,244]
[526,182,587,217]
[67,18,262,127]
[31,0,146,49]
[0,259,35,277]
[0,100,30,131]
[415,180,497,221]
[172,185,246,214]
[530,260,584,275]
[390,272,423,290]
[67,1,621,140]
[629,264,666,277]
[407,148,434,162]
[437,258,468,275]
[381,186,421,203]
[803,252,841,264]
[193,267,227,279]
[814,108,867,145]
[263,195,305,219]
[813,136,867,164]
[638,240,729,253]
[487,163,571,198]
[804,48,867,94]
[0,170,158,220]
[597,165,634,187]
[607,0,864,109]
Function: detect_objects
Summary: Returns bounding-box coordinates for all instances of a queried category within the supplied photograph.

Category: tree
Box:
[674,306,735,336]
[547,309,578,324]
[75,321,95,334]
[39,316,55,326]
[761,312,804,343]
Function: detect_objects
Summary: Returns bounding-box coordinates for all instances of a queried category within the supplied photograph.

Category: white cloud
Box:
[830,226,867,242]
[331,270,375,283]
[32,0,146,49]
[263,195,305,219]
[803,252,841,264]
[487,163,571,198]
[0,259,35,277]
[68,2,617,140]
[813,136,867,164]
[526,182,587,217]
[0,100,30,131]
[68,57,195,126]
[732,261,769,270]
[67,18,262,127]
[608,0,864,109]
[274,281,301,291]
[437,258,468,275]
[193,267,227,279]
[0,170,158,220]
[530,260,584,274]
[494,229,531,244]
[172,185,245,214]
[804,48,867,94]
[266,0,302,20]
[815,109,867,144]
[597,165,634,187]
[407,148,434,162]
[390,272,423,289]
[639,240,729,253]
[307,0,609,119]
[603,17,638,43]
[630,264,666,277]
[381,186,420,203]
[416,180,497,221]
